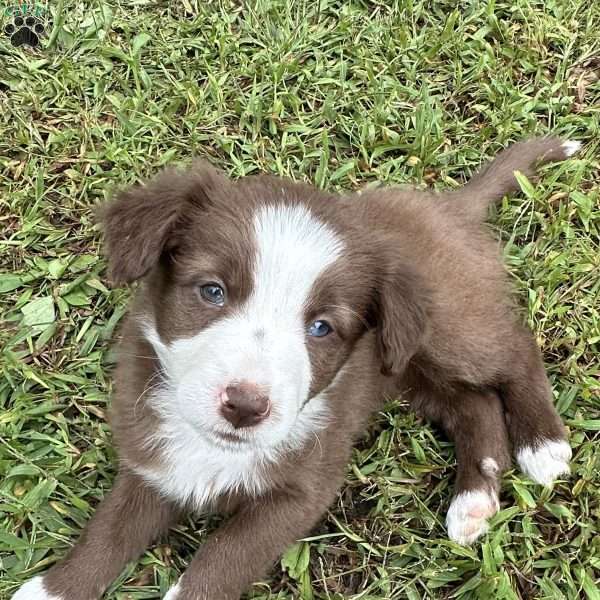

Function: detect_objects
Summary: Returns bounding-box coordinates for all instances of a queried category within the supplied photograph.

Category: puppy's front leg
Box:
[442,390,511,545]
[415,388,511,545]
[166,483,337,600]
[12,469,179,600]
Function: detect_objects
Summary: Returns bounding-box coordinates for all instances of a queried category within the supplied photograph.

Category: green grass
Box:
[1,1,599,598]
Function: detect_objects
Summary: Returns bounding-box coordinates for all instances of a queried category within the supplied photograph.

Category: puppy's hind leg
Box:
[501,331,571,486]
[416,388,511,545]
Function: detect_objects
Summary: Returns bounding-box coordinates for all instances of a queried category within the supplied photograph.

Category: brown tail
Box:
[447,137,581,223]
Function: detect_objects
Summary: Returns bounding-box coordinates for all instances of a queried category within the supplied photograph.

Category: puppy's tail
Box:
[447,137,581,223]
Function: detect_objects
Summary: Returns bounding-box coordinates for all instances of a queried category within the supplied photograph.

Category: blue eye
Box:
[307,320,332,337]
[200,283,225,306]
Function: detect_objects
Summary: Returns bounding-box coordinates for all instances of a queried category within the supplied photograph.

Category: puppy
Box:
[13,137,578,600]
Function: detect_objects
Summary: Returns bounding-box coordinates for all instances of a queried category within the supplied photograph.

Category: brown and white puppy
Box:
[13,138,578,600]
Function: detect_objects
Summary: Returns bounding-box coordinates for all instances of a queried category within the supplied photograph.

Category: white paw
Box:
[12,576,61,600]
[562,140,582,157]
[517,439,571,486]
[164,580,182,600]
[446,489,499,545]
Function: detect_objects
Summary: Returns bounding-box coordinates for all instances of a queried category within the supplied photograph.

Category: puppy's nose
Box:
[220,382,271,429]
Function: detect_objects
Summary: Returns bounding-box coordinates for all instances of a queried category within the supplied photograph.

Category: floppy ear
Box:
[374,260,430,376]
[98,161,230,285]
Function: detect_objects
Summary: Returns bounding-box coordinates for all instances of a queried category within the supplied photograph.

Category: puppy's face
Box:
[102,164,428,451]
[146,202,372,450]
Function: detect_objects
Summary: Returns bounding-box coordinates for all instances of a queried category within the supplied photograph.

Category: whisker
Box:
[312,430,324,458]
[133,371,168,417]
[322,304,371,329]
[112,353,162,361]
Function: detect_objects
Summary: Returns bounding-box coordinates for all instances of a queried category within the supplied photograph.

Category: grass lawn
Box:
[1,1,599,598]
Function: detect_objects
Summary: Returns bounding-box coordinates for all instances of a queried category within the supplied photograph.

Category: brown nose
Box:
[220,382,271,429]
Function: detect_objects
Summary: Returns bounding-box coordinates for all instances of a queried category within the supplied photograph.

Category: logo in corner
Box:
[3,4,47,48]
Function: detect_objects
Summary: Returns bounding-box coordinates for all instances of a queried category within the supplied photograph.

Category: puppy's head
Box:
[101,163,428,450]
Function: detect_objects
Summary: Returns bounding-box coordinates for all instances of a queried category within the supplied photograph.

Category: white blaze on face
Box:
[146,203,344,450]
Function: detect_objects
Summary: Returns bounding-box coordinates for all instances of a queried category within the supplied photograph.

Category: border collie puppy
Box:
[13,137,578,600]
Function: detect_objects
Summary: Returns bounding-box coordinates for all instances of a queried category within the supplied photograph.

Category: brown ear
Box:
[375,260,430,376]
[98,161,230,285]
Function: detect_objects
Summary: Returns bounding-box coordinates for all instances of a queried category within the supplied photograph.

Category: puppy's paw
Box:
[561,140,582,157]
[164,580,181,599]
[446,489,499,545]
[517,439,572,486]
[12,577,61,600]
